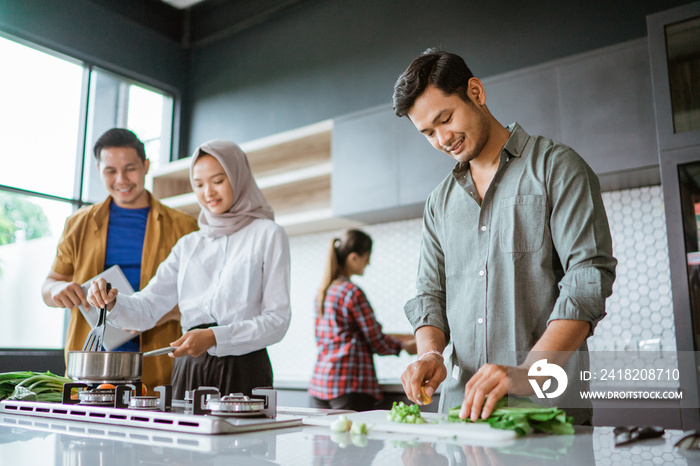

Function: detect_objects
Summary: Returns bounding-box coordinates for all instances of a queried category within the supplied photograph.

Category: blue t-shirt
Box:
[104,202,150,352]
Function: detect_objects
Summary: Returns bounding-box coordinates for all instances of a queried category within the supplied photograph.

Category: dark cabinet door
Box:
[650,2,700,431]
[396,118,456,208]
[332,104,457,220]
[331,106,400,218]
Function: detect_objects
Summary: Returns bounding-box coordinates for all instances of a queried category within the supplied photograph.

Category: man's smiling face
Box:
[408,83,490,164]
[98,146,150,208]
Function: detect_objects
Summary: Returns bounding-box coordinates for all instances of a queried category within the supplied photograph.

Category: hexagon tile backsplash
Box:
[267,185,676,387]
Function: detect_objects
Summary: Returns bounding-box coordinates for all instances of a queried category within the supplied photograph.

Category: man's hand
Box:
[49,280,88,309]
[42,271,88,309]
[170,329,216,358]
[459,364,531,421]
[460,319,591,421]
[402,326,448,405]
[402,353,447,405]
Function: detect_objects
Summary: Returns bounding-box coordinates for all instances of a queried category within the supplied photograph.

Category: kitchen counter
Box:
[274,378,408,392]
[1,411,699,465]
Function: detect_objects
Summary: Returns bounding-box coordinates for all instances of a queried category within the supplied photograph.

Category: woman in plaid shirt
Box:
[309,230,417,411]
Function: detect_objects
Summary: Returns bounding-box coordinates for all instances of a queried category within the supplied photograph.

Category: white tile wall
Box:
[268,218,423,383]
[269,185,677,389]
[593,186,675,354]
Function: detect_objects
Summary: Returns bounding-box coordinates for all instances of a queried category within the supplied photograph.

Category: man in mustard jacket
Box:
[42,128,198,393]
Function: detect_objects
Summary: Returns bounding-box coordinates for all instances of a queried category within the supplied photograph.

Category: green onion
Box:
[0,371,71,403]
[387,401,427,424]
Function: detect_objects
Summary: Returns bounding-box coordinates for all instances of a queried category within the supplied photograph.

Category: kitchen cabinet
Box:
[331,105,455,222]
[331,106,399,218]
[149,120,362,235]
[483,38,659,191]
[649,1,700,431]
[154,38,665,229]
[331,38,663,222]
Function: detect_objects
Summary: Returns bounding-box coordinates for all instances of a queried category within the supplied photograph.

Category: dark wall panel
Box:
[332,106,400,216]
[557,40,658,174]
[0,0,186,92]
[184,0,694,155]
[485,39,658,177]
[483,67,563,145]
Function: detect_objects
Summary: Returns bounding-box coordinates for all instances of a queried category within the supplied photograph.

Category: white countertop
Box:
[0,411,695,465]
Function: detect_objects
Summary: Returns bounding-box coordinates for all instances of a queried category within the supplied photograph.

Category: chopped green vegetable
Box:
[330,414,353,432]
[387,401,427,424]
[448,396,574,436]
[0,371,71,403]
[350,421,369,435]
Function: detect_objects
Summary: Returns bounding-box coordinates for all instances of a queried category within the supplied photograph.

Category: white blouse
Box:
[108,219,291,357]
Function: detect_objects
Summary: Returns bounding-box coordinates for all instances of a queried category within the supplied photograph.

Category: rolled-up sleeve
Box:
[546,148,617,335]
[404,193,451,341]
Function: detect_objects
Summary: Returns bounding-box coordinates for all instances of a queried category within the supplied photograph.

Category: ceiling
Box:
[160,0,206,8]
[89,0,308,47]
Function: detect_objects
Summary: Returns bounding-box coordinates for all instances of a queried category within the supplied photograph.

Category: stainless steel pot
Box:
[66,351,142,383]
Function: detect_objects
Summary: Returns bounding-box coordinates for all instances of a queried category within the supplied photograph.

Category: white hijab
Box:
[190,140,274,237]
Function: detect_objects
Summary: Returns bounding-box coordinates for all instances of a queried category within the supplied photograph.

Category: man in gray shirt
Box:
[393,49,617,425]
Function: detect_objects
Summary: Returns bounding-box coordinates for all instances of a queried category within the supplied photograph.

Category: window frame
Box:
[0,31,178,351]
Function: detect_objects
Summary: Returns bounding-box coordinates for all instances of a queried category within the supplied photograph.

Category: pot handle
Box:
[143,346,177,357]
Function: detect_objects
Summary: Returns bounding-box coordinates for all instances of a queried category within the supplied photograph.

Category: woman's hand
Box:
[403,338,418,355]
[86,277,118,311]
[170,329,216,358]
[389,333,418,355]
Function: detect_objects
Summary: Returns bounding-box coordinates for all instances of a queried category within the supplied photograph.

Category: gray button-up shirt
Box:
[405,123,617,423]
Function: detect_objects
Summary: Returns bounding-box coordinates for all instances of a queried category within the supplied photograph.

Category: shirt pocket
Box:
[499,194,546,254]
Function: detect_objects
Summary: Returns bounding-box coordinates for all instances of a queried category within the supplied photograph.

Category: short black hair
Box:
[392,48,475,117]
[93,128,146,162]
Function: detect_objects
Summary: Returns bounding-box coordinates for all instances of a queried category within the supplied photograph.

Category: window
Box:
[82,68,173,203]
[0,34,174,349]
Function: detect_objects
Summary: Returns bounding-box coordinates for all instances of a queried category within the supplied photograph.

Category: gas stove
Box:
[0,384,302,435]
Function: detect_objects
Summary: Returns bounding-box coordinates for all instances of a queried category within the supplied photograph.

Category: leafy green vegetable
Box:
[0,371,71,403]
[387,401,427,424]
[448,396,574,436]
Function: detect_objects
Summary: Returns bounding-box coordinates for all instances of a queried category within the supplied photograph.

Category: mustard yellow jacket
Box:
[52,194,199,393]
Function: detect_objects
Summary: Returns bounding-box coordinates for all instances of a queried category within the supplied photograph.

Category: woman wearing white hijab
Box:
[88,140,291,398]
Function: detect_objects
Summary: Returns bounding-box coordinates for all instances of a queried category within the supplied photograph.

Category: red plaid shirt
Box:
[309,278,402,401]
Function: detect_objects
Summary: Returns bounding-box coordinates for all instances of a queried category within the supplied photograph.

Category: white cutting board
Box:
[302,410,517,444]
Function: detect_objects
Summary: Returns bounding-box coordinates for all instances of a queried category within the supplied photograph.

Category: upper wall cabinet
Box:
[332,105,455,221]
[154,38,667,232]
[485,38,659,178]
[648,2,700,151]
[331,38,662,220]
[149,120,361,235]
